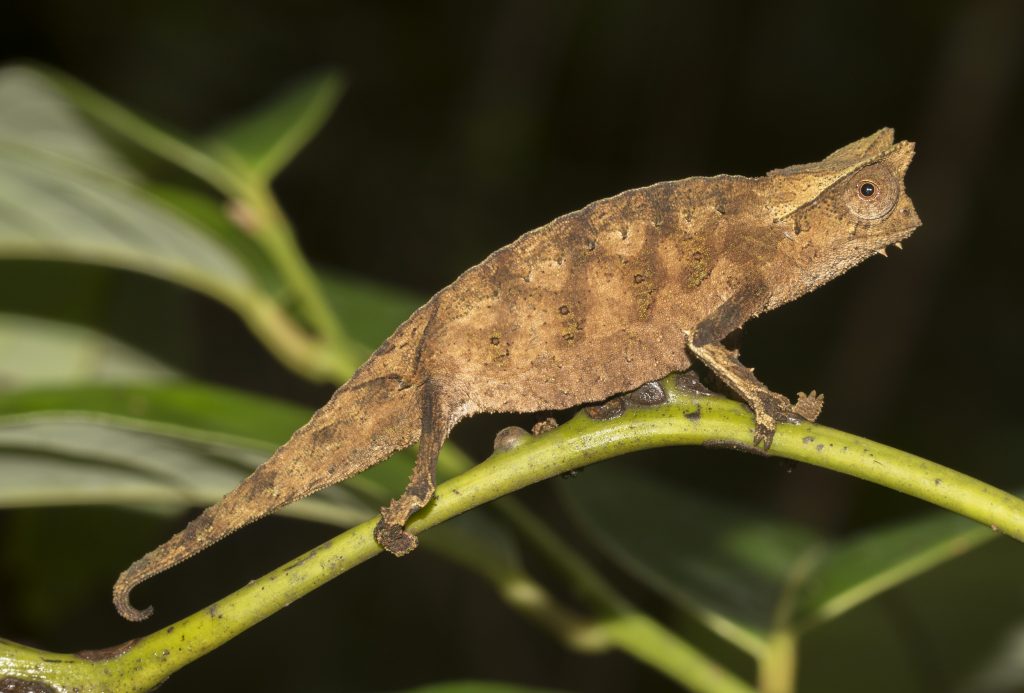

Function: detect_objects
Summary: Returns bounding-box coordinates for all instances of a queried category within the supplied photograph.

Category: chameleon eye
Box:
[846,164,898,220]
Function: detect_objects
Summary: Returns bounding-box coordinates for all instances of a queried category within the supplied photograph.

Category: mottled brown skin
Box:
[114,129,921,621]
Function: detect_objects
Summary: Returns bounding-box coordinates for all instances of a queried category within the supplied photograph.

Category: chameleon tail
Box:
[113,376,423,621]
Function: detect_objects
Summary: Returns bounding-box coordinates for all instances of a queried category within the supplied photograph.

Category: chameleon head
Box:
[761,128,922,303]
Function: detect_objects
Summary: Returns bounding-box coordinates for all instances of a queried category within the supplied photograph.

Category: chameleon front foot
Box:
[750,390,798,449]
[751,390,825,449]
[685,337,825,451]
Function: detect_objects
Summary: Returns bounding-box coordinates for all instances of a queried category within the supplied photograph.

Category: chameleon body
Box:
[114,129,920,621]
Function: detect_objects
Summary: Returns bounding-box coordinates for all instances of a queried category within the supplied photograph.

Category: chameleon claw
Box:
[753,415,778,450]
[373,520,419,556]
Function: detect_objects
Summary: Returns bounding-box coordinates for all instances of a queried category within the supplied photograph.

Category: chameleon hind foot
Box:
[373,517,418,556]
[374,459,437,556]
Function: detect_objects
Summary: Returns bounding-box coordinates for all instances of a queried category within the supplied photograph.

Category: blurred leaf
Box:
[0,382,366,521]
[0,381,308,440]
[0,262,205,375]
[0,313,175,391]
[565,462,1014,665]
[561,464,822,655]
[793,508,995,632]
[0,66,132,178]
[797,593,927,693]
[32,64,243,195]
[319,268,424,357]
[0,382,525,583]
[0,412,372,526]
[208,70,345,182]
[800,539,1024,693]
[956,621,1024,693]
[0,66,269,305]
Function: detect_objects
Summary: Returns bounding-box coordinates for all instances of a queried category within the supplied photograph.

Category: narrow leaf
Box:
[561,464,822,655]
[0,67,266,306]
[793,507,996,631]
[0,412,373,527]
[208,70,345,182]
[0,313,175,391]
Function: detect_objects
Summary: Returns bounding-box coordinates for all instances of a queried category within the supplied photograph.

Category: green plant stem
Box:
[243,187,361,379]
[42,68,359,382]
[7,378,1024,692]
[240,294,351,382]
[759,547,824,693]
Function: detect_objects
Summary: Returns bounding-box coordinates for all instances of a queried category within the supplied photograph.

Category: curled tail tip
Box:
[113,572,155,622]
[113,592,154,622]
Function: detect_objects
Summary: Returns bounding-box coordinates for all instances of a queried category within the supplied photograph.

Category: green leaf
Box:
[319,268,424,357]
[564,461,1010,660]
[0,313,175,391]
[0,411,372,526]
[800,539,1024,693]
[0,382,364,520]
[0,66,346,380]
[208,70,345,182]
[793,504,996,632]
[561,464,822,655]
[31,65,245,196]
[0,381,521,571]
[0,66,265,306]
[0,381,307,440]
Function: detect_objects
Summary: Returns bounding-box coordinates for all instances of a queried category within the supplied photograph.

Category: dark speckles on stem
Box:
[586,397,625,420]
[684,404,701,421]
[934,478,942,486]
[675,371,714,396]
[76,639,138,661]
[703,439,768,457]
[625,381,667,407]
[0,678,58,693]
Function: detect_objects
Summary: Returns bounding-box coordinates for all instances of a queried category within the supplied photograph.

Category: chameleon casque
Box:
[114,128,920,621]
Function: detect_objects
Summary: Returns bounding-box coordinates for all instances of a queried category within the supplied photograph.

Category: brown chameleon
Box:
[114,128,920,621]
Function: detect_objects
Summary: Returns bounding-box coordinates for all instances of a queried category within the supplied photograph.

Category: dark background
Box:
[2,1,1023,691]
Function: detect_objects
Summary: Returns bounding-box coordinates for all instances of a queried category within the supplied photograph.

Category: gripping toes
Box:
[374,478,434,556]
[751,390,824,449]
[374,517,418,556]
[751,391,796,449]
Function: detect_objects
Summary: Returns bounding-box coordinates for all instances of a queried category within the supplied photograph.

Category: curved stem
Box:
[243,186,362,379]
[7,376,1024,692]
[241,293,352,383]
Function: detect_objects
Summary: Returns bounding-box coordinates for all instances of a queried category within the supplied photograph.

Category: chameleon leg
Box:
[685,336,821,449]
[373,381,452,556]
